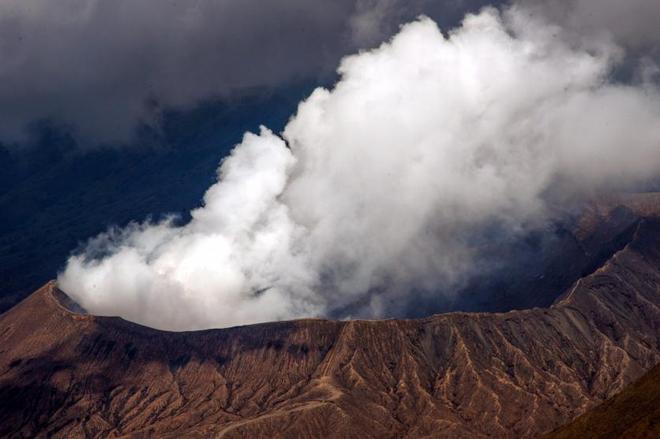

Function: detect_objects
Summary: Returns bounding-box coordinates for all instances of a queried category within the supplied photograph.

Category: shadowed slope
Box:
[544,362,660,439]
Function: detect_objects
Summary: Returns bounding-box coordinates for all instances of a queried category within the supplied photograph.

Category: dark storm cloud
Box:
[517,0,660,50]
[0,0,496,146]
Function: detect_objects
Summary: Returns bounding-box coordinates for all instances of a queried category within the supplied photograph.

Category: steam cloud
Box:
[59,6,660,330]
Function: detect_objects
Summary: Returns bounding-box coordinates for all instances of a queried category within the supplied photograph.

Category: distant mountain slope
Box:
[544,362,660,439]
[1,203,659,437]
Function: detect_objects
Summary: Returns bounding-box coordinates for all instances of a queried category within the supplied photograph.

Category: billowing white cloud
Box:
[59,128,321,329]
[59,7,660,330]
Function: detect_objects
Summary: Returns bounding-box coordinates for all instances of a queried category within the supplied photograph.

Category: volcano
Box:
[1,196,659,438]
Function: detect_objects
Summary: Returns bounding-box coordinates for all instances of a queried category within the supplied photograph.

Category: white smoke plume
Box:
[59,7,660,330]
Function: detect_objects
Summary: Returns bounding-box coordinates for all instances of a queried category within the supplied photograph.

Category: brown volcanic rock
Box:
[1,215,660,437]
[544,362,660,439]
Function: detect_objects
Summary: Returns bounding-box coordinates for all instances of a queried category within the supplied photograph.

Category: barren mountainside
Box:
[0,198,660,438]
